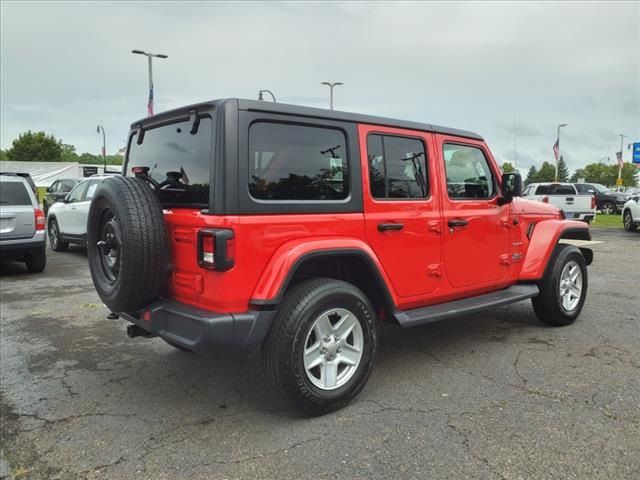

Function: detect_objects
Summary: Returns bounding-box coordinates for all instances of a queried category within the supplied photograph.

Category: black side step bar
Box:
[394,284,539,328]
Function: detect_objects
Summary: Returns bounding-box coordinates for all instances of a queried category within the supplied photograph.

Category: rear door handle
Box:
[447,219,469,228]
[378,222,404,232]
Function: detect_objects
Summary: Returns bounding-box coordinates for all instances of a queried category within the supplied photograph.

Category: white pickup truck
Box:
[522,182,596,223]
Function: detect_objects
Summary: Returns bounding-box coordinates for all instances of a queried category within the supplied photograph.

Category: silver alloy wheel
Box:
[49,221,58,249]
[303,308,364,391]
[559,260,583,312]
[602,203,615,215]
[624,211,632,230]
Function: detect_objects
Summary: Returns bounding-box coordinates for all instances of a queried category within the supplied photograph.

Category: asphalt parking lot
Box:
[1,228,639,480]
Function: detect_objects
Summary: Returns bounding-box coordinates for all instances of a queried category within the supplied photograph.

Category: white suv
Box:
[47,176,112,250]
[622,195,640,232]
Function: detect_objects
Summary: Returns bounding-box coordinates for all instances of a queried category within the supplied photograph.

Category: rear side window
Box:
[249,122,348,201]
[0,182,32,206]
[128,116,213,205]
[367,134,428,199]
[443,144,495,199]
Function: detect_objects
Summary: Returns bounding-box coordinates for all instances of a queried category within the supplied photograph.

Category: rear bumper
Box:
[0,231,46,259]
[118,299,275,354]
[566,212,595,222]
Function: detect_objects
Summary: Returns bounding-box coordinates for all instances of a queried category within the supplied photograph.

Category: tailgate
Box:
[548,195,592,215]
[0,206,35,240]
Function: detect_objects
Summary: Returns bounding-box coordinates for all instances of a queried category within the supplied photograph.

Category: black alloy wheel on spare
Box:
[87,176,169,313]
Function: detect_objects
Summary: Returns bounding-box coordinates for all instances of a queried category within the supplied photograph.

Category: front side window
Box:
[67,182,88,203]
[443,144,495,199]
[249,122,348,201]
[367,134,428,199]
[128,116,213,205]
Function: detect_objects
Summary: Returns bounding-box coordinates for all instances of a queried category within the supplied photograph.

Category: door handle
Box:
[378,222,404,232]
[447,219,469,228]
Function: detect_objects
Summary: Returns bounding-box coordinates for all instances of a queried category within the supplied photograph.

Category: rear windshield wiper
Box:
[401,152,427,197]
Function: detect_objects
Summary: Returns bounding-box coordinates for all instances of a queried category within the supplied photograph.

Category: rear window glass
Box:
[249,122,349,201]
[535,184,576,195]
[0,182,32,206]
[127,116,213,205]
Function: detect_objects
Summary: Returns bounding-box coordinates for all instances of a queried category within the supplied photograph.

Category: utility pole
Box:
[96,125,106,173]
[131,49,168,116]
[321,82,343,110]
[555,123,568,181]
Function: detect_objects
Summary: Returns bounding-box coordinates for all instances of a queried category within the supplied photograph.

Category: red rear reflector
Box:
[142,310,151,322]
[34,208,45,230]
[591,195,596,209]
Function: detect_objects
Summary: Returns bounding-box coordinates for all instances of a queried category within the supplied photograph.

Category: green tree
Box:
[557,156,570,182]
[501,161,515,173]
[525,165,538,185]
[60,143,79,163]
[0,149,7,161]
[570,162,638,187]
[6,131,62,162]
[537,161,556,182]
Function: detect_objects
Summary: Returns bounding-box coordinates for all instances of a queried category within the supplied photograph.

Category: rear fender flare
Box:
[249,238,397,309]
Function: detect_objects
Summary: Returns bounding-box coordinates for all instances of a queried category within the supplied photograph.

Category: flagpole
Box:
[618,134,626,191]
[131,50,168,117]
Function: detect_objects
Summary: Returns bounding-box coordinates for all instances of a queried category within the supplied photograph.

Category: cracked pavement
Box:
[1,228,639,479]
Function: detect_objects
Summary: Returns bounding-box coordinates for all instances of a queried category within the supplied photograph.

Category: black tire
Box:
[600,201,616,215]
[25,248,46,273]
[532,244,588,326]
[48,218,68,252]
[87,176,169,312]
[262,278,378,416]
[623,210,638,232]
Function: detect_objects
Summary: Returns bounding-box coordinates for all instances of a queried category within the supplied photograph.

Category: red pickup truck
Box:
[87,99,593,415]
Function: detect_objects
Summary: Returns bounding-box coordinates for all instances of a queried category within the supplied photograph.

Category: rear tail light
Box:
[197,229,234,271]
[34,208,45,230]
[591,195,596,210]
[542,196,549,203]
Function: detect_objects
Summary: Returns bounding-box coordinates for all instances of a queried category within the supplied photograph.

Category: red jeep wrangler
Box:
[87,99,593,415]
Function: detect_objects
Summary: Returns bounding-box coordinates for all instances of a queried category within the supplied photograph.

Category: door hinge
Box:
[500,217,512,228]
[427,264,442,278]
[499,253,511,266]
[427,220,441,235]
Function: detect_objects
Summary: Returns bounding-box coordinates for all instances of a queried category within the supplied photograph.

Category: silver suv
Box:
[0,175,46,272]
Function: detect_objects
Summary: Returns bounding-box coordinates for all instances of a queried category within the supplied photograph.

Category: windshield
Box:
[592,184,610,193]
[127,116,213,206]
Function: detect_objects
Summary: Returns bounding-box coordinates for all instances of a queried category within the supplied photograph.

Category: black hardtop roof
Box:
[131,98,483,141]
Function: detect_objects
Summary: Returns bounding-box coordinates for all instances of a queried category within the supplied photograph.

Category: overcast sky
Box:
[1,1,638,174]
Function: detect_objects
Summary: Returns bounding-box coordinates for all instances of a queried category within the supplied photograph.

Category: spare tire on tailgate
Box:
[87,176,169,312]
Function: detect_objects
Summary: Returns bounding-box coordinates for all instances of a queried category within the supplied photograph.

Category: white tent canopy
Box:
[0,161,121,187]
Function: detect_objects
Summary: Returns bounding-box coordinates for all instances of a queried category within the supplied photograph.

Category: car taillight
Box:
[591,195,596,210]
[197,229,234,271]
[542,196,549,203]
[34,208,45,230]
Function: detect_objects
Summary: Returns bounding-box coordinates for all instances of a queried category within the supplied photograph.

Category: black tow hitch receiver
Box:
[127,324,153,339]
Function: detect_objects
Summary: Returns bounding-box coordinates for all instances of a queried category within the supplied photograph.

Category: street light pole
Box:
[321,82,343,110]
[555,123,568,181]
[96,125,106,173]
[258,90,277,102]
[131,49,168,116]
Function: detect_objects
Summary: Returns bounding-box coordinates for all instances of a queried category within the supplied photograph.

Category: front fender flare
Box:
[519,220,591,281]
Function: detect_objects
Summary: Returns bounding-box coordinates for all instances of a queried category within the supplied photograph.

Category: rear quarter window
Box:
[248,122,349,201]
[0,182,32,206]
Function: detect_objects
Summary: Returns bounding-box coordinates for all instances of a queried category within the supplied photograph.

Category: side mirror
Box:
[63,196,71,203]
[633,196,639,203]
[500,172,523,203]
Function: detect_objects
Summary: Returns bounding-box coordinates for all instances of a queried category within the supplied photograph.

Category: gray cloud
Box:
[1,1,638,175]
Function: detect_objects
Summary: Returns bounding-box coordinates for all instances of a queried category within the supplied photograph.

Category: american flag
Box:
[553,138,560,161]
[147,86,154,116]
[616,151,624,168]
